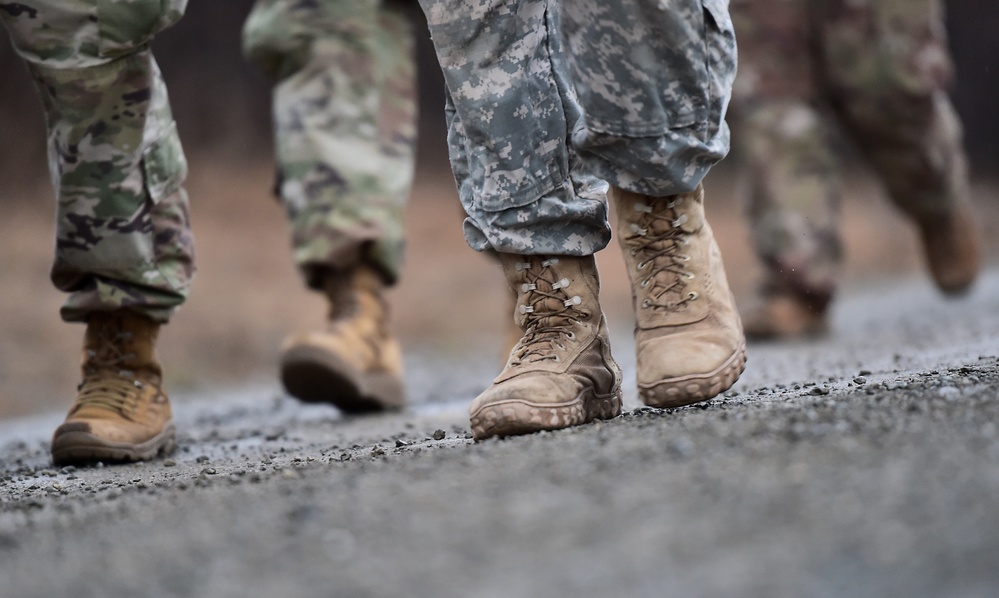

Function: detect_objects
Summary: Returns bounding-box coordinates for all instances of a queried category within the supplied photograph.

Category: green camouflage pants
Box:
[729,0,969,300]
[243,0,417,288]
[419,0,736,256]
[0,0,195,323]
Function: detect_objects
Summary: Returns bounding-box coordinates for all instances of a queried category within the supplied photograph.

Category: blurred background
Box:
[1,1,996,418]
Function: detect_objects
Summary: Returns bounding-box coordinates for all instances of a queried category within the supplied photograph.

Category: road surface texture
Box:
[2,270,998,598]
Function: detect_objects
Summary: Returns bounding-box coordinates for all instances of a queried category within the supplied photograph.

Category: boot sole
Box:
[50,422,176,466]
[470,390,622,441]
[639,341,747,408]
[281,345,404,413]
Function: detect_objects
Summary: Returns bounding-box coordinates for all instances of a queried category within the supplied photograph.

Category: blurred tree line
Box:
[1,0,996,195]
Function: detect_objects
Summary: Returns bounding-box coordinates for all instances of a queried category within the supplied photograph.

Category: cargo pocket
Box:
[142,122,187,203]
[98,0,188,58]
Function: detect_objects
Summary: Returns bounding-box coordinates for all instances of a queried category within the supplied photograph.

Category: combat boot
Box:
[916,201,981,296]
[613,184,746,408]
[51,311,175,466]
[280,266,404,412]
[469,254,622,440]
[741,288,829,340]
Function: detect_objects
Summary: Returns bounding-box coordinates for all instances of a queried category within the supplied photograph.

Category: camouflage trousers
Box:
[419,0,736,256]
[243,0,417,288]
[729,0,969,300]
[0,0,195,323]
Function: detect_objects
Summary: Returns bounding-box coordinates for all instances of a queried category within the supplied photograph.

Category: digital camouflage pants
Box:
[418,0,737,256]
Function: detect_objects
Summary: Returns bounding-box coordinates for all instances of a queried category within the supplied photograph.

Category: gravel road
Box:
[2,271,998,598]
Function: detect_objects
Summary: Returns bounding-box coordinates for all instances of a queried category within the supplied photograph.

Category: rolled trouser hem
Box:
[573,125,730,198]
[461,175,612,257]
[296,241,403,289]
[59,276,188,324]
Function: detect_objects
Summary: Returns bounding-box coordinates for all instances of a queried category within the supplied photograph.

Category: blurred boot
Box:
[51,311,175,466]
[613,184,746,408]
[469,254,622,440]
[915,201,981,296]
[742,287,830,340]
[280,266,404,412]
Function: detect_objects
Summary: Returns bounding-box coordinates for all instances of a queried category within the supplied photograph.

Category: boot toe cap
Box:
[636,331,743,382]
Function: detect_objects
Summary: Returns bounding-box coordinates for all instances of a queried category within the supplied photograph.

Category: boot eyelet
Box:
[637,261,649,270]
[640,279,651,288]
[630,249,638,256]
[684,272,695,280]
[642,299,651,308]
[688,292,699,301]
[565,331,575,340]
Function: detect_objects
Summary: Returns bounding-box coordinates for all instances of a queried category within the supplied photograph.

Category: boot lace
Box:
[511,258,589,365]
[624,198,698,311]
[74,328,146,417]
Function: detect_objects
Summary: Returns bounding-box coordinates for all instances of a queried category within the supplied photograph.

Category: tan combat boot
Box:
[51,311,175,466]
[280,266,404,412]
[613,184,746,408]
[916,201,981,296]
[741,288,830,340]
[469,254,622,440]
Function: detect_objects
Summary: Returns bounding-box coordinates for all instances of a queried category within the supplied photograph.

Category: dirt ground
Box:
[1,266,998,597]
[1,158,996,419]
[2,153,998,598]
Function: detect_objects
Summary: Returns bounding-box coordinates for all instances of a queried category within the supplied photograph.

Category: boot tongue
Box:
[83,312,161,378]
[646,201,701,236]
[523,273,577,329]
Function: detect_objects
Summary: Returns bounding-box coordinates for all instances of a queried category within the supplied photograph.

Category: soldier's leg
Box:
[0,0,192,464]
[243,0,416,411]
[419,0,742,436]
[2,0,193,322]
[819,0,980,294]
[564,0,745,406]
[729,0,842,339]
[244,0,416,287]
[421,0,621,439]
